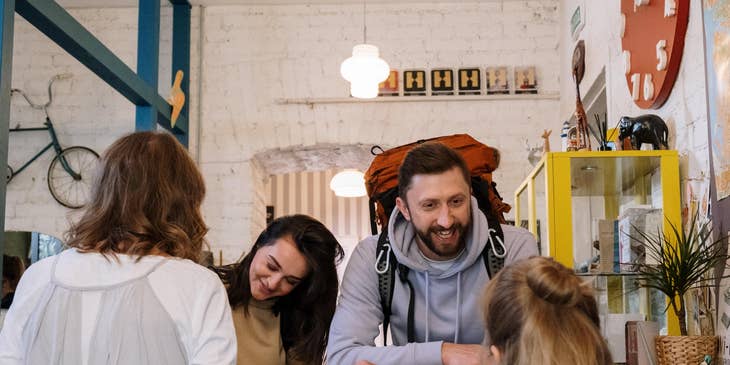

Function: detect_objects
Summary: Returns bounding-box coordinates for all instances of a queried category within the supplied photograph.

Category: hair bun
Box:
[525,259,582,306]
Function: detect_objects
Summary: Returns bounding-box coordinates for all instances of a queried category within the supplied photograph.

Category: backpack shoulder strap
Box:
[375,230,416,344]
[375,231,397,344]
[482,222,507,278]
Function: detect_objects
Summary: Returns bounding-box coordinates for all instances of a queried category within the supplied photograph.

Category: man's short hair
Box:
[397,142,471,200]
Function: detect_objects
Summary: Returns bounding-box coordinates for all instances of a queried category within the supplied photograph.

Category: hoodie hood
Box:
[387,196,490,278]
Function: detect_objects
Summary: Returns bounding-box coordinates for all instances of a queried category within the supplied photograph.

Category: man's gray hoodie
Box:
[326,197,538,365]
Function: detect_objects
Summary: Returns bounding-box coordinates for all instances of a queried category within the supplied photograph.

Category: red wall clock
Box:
[620,0,689,109]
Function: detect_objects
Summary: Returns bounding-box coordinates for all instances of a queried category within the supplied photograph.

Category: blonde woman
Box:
[482,256,612,365]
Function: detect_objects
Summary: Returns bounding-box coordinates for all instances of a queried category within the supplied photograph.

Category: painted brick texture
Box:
[8,2,562,263]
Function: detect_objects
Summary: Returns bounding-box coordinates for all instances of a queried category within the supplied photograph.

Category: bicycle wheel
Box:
[47,146,99,209]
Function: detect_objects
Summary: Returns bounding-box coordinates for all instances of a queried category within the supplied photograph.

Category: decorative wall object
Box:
[378,70,399,96]
[525,139,543,166]
[572,40,591,151]
[620,0,689,109]
[403,70,426,96]
[514,66,537,94]
[570,1,586,41]
[486,66,510,95]
[431,69,454,95]
[458,68,481,95]
[344,66,542,97]
[704,0,730,201]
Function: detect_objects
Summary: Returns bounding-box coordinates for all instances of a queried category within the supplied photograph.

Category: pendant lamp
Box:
[329,169,366,198]
[340,1,390,99]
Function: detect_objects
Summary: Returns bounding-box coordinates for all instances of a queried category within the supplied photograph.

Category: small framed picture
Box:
[379,70,399,97]
[486,66,509,95]
[458,68,481,95]
[403,70,426,96]
[431,68,454,96]
[514,66,538,94]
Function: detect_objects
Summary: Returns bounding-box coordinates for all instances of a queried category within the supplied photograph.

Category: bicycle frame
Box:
[9,117,81,180]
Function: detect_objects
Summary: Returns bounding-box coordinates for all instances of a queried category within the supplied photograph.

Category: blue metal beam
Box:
[0,0,15,287]
[171,1,191,147]
[14,0,187,134]
[135,0,160,131]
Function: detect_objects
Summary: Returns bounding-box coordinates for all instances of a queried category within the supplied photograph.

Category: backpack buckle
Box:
[487,228,507,258]
[375,243,392,274]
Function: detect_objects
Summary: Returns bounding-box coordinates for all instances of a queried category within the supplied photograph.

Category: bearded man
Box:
[327,142,538,365]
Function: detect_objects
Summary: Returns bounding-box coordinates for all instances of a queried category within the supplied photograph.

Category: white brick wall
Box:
[198,2,561,260]
[7,2,561,263]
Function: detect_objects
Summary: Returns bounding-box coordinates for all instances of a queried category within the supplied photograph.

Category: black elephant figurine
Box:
[618,114,669,150]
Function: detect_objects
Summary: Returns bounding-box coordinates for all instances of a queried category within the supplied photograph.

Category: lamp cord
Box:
[362,0,367,44]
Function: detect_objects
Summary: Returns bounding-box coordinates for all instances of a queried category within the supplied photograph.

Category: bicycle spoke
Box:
[73,182,79,206]
[48,147,98,208]
[52,174,74,188]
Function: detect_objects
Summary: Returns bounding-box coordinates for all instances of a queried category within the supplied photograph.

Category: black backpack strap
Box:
[482,222,506,278]
[376,230,417,344]
[397,263,415,343]
[369,197,379,235]
[375,231,397,344]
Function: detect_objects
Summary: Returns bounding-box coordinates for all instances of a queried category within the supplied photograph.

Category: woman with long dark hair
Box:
[221,214,344,364]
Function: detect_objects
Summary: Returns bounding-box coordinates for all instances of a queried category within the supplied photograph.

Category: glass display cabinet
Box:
[514,150,681,337]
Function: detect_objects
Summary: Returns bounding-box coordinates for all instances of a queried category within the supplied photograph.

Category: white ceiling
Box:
[56,0,509,9]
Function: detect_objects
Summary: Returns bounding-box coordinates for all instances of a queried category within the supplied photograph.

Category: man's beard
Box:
[415,222,470,258]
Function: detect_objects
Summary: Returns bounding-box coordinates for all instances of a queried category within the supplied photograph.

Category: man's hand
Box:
[356,361,375,365]
[441,343,489,365]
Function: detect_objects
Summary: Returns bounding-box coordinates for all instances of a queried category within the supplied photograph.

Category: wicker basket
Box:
[655,335,717,365]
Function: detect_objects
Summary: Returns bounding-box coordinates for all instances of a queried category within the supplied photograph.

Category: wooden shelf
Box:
[275,92,559,105]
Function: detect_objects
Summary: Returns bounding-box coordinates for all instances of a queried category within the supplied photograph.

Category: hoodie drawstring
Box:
[424,272,431,342]
[455,271,462,343]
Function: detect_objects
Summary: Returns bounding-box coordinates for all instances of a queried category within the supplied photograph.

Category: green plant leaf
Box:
[628,212,730,336]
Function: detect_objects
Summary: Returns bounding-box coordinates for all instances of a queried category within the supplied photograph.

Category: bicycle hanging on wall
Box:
[8,74,99,209]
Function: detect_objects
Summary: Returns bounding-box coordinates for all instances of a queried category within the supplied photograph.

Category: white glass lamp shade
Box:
[340,44,390,99]
[329,169,367,198]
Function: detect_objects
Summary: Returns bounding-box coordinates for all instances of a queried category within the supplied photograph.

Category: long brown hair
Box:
[66,131,207,261]
[223,214,344,364]
[483,256,613,365]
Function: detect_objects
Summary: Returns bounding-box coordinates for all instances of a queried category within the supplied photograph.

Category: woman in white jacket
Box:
[0,131,237,365]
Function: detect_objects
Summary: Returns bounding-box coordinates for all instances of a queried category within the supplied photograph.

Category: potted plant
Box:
[631,212,730,365]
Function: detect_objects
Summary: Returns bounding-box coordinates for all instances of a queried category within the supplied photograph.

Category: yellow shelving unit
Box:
[514,150,681,336]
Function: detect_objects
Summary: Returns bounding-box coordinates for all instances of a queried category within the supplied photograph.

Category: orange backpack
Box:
[364,133,510,234]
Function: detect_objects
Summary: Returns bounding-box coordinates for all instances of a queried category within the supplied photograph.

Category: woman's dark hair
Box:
[66,131,207,261]
[2,254,25,291]
[225,214,344,364]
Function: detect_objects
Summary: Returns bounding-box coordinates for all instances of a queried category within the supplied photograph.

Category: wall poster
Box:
[705,0,730,201]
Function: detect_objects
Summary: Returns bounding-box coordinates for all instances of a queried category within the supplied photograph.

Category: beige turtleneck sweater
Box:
[232,299,287,365]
